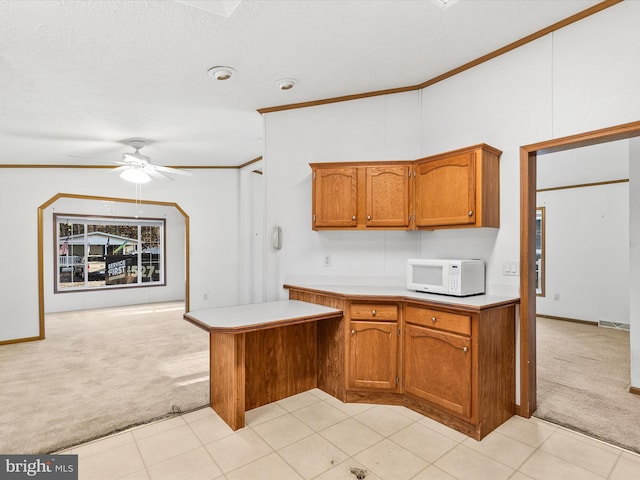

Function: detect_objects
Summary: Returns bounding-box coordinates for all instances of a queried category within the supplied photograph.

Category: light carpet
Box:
[535,316,640,453]
[0,302,209,454]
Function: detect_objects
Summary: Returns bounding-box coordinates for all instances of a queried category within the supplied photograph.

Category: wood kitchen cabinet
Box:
[311,162,412,230]
[348,303,399,391]
[414,144,501,228]
[285,284,518,440]
[310,144,501,231]
[403,302,515,439]
[404,308,472,418]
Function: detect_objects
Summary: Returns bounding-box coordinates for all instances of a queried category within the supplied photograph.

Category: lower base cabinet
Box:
[286,286,517,440]
[404,323,471,418]
[349,320,398,390]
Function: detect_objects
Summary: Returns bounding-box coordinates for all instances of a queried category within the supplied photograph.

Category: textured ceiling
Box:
[0,0,602,168]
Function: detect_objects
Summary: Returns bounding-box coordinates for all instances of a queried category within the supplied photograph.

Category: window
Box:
[55,214,165,292]
[535,207,545,297]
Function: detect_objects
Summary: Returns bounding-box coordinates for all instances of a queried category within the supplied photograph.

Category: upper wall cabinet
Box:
[311,162,412,230]
[414,144,501,229]
[310,144,501,231]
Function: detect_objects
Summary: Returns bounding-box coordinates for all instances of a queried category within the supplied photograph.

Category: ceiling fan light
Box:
[120,167,151,184]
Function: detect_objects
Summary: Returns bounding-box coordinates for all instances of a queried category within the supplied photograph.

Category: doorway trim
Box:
[519,119,640,417]
[36,192,190,342]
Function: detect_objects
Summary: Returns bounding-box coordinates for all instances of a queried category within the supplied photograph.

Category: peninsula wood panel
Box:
[286,288,347,400]
[244,322,317,410]
[475,305,516,434]
[209,332,245,431]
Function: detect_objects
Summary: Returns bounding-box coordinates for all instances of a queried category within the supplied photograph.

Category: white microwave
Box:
[407,259,485,296]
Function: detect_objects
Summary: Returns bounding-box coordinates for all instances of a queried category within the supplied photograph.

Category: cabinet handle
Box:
[367,215,371,220]
[468,210,473,216]
[431,317,436,323]
[351,329,355,335]
[372,309,377,316]
[463,346,468,353]
[352,215,356,220]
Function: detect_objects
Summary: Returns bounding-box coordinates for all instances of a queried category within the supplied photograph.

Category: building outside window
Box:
[55,214,165,292]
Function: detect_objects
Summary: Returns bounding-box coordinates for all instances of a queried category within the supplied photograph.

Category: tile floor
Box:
[60,389,640,480]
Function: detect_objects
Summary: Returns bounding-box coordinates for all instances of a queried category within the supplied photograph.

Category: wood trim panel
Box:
[536,314,598,326]
[519,119,640,419]
[0,156,262,170]
[630,386,640,396]
[257,1,622,114]
[537,178,628,193]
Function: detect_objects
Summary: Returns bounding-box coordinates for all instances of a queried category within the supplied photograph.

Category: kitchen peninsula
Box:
[184,285,519,440]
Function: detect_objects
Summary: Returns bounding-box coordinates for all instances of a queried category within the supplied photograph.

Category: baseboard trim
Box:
[630,386,640,396]
[536,314,598,326]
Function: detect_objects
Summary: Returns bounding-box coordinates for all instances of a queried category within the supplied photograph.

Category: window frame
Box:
[54,213,166,293]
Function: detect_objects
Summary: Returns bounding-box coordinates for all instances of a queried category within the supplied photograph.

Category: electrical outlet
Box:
[554,294,560,301]
[323,254,332,267]
[203,293,208,301]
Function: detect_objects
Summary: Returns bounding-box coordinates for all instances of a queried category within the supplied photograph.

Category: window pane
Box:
[55,214,165,292]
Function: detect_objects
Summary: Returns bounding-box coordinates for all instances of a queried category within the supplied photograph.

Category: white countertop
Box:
[284,284,519,310]
[184,299,343,333]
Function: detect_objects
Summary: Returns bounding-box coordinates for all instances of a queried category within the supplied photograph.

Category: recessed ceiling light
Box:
[432,0,459,9]
[276,78,297,91]
[208,66,236,80]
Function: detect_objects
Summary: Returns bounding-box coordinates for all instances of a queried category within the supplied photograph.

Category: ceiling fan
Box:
[113,139,192,184]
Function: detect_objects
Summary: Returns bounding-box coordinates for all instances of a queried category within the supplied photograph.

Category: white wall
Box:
[263,1,640,384]
[536,183,629,324]
[0,167,241,342]
[536,141,630,325]
[264,92,422,301]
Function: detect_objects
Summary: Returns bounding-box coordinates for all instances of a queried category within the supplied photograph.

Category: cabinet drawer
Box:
[404,306,470,336]
[350,303,398,321]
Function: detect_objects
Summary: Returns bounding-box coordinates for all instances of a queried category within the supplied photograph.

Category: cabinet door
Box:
[365,165,410,227]
[349,321,398,390]
[404,324,471,418]
[313,167,358,228]
[414,152,476,227]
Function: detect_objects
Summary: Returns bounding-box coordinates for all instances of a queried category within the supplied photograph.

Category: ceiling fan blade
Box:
[151,165,193,176]
[147,169,174,182]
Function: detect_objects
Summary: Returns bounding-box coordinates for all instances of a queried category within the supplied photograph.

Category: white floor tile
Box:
[136,423,202,466]
[291,400,349,431]
[278,434,349,479]
[205,427,272,473]
[226,453,302,480]
[320,418,384,456]
[519,450,606,480]
[252,413,314,450]
[146,446,222,480]
[353,405,415,437]
[434,444,514,480]
[390,422,458,463]
[354,438,429,480]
